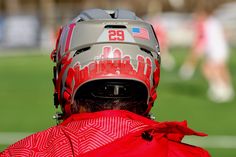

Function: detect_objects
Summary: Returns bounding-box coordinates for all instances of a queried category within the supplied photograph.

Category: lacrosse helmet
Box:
[51,9,161,119]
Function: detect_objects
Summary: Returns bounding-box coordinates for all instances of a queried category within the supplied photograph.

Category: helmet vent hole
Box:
[74,47,91,56]
[110,12,116,18]
[140,48,153,57]
[104,25,127,29]
[77,19,84,22]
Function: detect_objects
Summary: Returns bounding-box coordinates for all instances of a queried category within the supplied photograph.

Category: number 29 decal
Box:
[108,30,125,41]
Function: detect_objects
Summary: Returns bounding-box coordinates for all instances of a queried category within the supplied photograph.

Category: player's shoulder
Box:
[0,125,69,156]
[142,120,211,156]
[151,120,211,157]
[81,120,211,157]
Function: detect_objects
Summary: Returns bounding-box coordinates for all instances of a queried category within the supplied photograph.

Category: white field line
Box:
[0,47,51,57]
[183,135,236,149]
[0,132,33,145]
[0,132,236,148]
[0,51,48,57]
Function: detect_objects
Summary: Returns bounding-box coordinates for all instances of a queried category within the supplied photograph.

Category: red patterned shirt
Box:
[1,110,210,157]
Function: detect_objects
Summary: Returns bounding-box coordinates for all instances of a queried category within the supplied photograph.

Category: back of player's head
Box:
[51,9,161,119]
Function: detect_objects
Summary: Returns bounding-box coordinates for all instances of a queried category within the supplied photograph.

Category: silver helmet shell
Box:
[51,9,161,117]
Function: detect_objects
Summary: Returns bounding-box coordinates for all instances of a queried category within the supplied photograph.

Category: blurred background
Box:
[0,0,236,49]
[0,0,235,156]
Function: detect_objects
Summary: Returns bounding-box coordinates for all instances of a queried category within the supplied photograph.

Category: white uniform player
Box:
[203,15,234,103]
[204,16,229,64]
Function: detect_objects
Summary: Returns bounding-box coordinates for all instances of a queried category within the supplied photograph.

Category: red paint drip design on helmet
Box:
[60,46,159,115]
[145,59,160,114]
[153,59,160,88]
[71,46,153,99]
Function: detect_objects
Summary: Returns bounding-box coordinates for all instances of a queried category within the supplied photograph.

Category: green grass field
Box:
[0,48,235,156]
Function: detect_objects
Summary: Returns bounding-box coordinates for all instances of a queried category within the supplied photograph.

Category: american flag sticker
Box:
[131,27,150,40]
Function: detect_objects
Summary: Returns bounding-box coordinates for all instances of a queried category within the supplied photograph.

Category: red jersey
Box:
[1,110,210,157]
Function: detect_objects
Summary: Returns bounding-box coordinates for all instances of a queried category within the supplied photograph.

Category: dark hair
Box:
[75,97,147,115]
[74,79,148,115]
